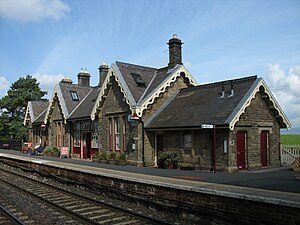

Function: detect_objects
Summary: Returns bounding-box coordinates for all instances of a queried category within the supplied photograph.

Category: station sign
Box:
[201,124,214,129]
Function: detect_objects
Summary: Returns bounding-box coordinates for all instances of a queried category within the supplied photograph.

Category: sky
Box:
[0,0,300,128]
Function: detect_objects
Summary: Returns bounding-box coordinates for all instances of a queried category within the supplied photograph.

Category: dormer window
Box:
[131,73,146,87]
[70,91,79,101]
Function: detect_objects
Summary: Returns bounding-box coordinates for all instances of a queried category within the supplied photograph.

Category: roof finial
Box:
[173,34,177,39]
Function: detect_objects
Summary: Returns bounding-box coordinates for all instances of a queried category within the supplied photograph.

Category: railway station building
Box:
[24,35,291,171]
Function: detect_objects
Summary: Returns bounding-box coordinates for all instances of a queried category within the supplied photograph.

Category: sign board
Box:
[201,124,214,129]
[60,147,69,158]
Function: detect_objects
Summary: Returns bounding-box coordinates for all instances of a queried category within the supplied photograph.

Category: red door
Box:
[237,131,246,170]
[260,131,268,167]
[82,132,91,159]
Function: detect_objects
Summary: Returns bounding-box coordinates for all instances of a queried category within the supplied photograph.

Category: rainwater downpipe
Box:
[141,119,145,167]
[213,125,216,173]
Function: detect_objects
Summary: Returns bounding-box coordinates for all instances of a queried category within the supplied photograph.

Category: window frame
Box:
[70,91,79,101]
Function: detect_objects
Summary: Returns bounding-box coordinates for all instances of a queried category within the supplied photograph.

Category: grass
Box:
[280,135,300,145]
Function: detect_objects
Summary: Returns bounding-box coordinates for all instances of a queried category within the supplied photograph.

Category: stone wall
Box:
[4,157,298,225]
[143,74,190,166]
[159,129,230,171]
[232,93,281,170]
[98,77,132,159]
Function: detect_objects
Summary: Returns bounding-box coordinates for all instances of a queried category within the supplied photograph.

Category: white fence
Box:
[281,145,300,166]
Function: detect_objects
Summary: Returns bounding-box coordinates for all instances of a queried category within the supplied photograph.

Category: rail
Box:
[0,167,172,225]
[0,203,26,225]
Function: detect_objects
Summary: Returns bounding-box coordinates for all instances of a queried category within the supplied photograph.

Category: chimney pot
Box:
[167,34,183,69]
[77,68,90,86]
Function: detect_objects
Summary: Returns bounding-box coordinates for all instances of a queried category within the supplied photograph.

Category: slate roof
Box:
[58,82,93,116]
[115,62,160,103]
[24,101,49,125]
[146,76,258,129]
[30,101,49,122]
[68,87,100,120]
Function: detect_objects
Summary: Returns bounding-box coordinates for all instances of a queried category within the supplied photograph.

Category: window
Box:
[184,133,192,154]
[122,117,126,152]
[91,122,99,148]
[74,123,80,147]
[131,73,146,87]
[70,91,79,101]
[109,118,113,151]
[56,123,63,147]
[115,117,120,150]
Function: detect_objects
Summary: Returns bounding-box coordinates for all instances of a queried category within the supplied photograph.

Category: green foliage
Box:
[0,75,47,141]
[93,151,100,159]
[118,153,126,161]
[0,75,47,118]
[99,152,108,160]
[109,152,116,160]
[158,151,181,169]
[281,135,300,145]
[44,147,60,156]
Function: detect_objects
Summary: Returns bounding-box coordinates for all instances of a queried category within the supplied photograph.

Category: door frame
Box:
[260,130,269,167]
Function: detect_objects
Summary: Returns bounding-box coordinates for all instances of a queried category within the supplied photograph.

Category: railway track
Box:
[0,203,26,225]
[0,167,171,225]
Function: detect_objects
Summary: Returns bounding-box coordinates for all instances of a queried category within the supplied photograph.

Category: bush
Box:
[99,152,108,160]
[92,151,100,160]
[109,152,116,160]
[44,146,60,157]
[118,153,126,161]
[158,151,181,169]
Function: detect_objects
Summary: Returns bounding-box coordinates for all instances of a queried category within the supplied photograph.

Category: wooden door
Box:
[260,131,269,167]
[237,131,246,170]
[82,132,91,159]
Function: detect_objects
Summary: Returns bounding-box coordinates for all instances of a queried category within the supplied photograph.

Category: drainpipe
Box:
[141,119,145,167]
[213,125,216,173]
[69,122,72,158]
[130,113,145,167]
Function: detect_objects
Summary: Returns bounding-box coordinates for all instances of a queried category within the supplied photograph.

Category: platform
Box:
[0,149,299,209]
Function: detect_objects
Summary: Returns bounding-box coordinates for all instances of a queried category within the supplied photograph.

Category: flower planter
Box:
[116,160,127,166]
[108,160,116,165]
[98,159,108,164]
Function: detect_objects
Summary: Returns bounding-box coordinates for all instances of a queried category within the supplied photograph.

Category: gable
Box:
[236,93,280,128]
[45,82,93,124]
[91,63,197,120]
[23,101,49,126]
[227,78,291,130]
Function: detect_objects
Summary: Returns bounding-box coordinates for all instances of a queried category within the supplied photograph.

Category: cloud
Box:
[0,76,9,98]
[266,64,300,128]
[32,73,65,98]
[0,0,70,22]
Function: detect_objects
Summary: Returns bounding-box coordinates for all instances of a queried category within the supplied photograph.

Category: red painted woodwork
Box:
[82,132,91,159]
[237,131,246,170]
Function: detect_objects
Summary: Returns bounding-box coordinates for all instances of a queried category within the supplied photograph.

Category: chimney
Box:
[77,68,90,86]
[167,34,183,69]
[220,83,225,98]
[98,62,109,87]
[60,77,73,84]
[229,82,234,97]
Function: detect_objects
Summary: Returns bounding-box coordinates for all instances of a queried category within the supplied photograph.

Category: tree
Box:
[0,75,47,141]
[0,75,47,118]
